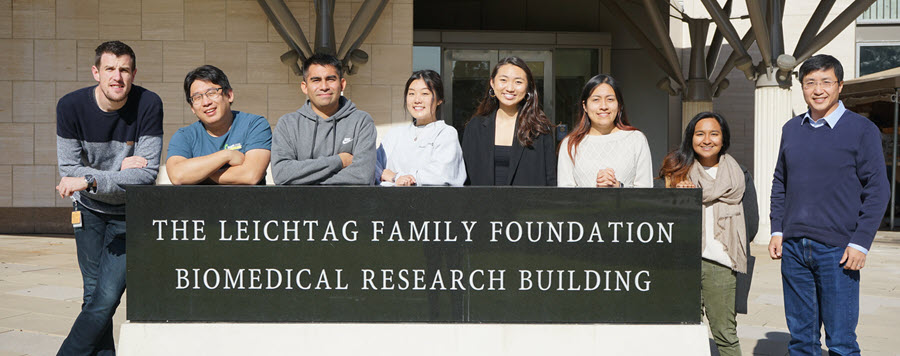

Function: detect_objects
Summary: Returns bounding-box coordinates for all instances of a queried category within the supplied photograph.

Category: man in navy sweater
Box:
[768,54,889,355]
[55,41,163,355]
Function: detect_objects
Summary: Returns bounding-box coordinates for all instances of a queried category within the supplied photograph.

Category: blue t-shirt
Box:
[167,111,272,184]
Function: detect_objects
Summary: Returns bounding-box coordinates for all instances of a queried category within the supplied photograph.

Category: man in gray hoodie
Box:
[272,53,376,185]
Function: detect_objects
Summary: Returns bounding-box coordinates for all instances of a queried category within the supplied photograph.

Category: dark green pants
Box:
[702,259,741,356]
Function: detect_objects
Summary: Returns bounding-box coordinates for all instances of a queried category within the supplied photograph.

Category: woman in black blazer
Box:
[461,56,556,186]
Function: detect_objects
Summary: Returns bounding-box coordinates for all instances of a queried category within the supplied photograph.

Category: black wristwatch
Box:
[84,174,97,193]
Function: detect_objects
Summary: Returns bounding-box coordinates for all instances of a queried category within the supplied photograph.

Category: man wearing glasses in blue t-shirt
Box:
[165,65,272,185]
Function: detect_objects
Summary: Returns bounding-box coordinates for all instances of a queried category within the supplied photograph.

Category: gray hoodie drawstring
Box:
[310,116,339,159]
[309,118,318,159]
[332,119,337,156]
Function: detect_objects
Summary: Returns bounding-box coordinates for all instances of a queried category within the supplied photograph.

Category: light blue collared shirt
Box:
[773,101,868,254]
[801,100,846,129]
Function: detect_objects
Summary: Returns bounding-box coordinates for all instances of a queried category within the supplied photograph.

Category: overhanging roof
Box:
[841,66,900,105]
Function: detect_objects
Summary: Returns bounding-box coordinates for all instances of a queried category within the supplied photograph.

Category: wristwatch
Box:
[84,175,97,193]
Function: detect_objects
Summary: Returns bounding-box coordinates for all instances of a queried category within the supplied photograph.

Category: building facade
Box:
[0,0,887,234]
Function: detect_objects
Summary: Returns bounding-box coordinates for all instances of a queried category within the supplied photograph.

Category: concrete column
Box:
[752,84,792,244]
[682,100,713,128]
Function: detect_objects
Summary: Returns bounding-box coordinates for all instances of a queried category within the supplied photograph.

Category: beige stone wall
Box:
[0,0,412,207]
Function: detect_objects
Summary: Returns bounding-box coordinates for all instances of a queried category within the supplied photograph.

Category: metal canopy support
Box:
[700,0,751,64]
[598,0,684,87]
[257,0,314,71]
[336,0,390,60]
[700,0,755,82]
[688,19,710,81]
[794,0,878,64]
[641,0,687,86]
[686,19,712,101]
[705,0,732,78]
[713,28,757,88]
[258,0,385,76]
[314,0,337,56]
[746,0,773,69]
[793,0,835,58]
[769,0,785,66]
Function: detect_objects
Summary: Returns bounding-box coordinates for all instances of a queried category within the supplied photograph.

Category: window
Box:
[859,43,900,76]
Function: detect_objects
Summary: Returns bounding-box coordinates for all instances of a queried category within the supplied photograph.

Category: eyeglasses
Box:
[802,80,838,90]
[189,87,225,105]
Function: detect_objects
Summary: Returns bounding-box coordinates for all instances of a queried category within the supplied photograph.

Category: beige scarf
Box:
[689,153,747,273]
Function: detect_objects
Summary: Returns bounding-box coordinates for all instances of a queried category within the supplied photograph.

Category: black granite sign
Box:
[126,186,701,323]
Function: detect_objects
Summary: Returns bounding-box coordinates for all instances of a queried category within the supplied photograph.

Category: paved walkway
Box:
[0,233,898,355]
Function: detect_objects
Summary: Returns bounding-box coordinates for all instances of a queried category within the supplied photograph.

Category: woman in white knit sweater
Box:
[557,74,653,187]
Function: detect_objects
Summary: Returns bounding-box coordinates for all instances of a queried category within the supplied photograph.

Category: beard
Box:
[100,84,129,103]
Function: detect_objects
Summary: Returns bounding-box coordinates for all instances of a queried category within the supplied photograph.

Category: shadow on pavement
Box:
[751,331,790,356]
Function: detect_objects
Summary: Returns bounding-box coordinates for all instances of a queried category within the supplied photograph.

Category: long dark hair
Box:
[403,69,444,121]
[563,74,637,162]
[658,111,731,186]
[471,56,551,147]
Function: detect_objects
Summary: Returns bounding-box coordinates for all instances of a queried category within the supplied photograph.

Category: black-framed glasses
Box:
[189,87,225,105]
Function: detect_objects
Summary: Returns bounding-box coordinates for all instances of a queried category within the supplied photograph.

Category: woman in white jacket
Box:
[375,70,466,186]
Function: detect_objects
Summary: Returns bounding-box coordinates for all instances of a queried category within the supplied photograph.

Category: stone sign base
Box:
[119,322,711,355]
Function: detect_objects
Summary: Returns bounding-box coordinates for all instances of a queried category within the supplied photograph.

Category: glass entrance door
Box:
[443,50,553,140]
[443,50,497,139]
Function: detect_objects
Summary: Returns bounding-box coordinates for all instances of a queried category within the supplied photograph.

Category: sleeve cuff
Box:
[772,232,783,237]
[329,155,344,171]
[847,243,869,255]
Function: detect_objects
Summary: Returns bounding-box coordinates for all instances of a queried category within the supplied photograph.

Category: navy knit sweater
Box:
[770,110,890,250]
[56,85,163,215]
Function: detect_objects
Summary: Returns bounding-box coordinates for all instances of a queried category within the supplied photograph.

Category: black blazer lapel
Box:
[483,113,496,184]
[506,117,525,185]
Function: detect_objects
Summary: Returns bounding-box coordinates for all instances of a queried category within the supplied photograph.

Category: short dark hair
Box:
[94,41,136,70]
[403,70,444,120]
[798,54,843,83]
[302,53,344,81]
[183,65,233,104]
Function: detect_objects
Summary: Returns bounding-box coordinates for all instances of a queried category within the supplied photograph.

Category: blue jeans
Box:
[58,203,127,356]
[781,237,860,356]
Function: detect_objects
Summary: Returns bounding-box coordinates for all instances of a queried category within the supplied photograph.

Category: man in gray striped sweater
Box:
[55,41,163,356]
